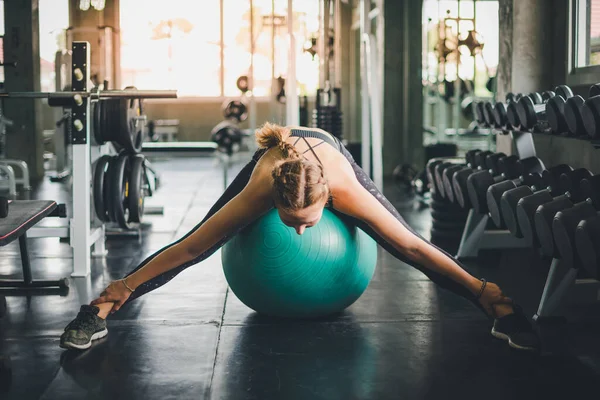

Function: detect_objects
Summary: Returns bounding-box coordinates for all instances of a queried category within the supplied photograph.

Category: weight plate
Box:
[110,152,132,229]
[128,154,146,223]
[431,198,463,212]
[93,155,112,222]
[120,86,144,154]
[105,156,117,222]
[92,101,104,145]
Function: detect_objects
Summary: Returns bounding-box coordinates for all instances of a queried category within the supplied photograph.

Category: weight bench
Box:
[0,200,69,290]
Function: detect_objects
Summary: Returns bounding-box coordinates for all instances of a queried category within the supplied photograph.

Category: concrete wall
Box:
[143,99,287,141]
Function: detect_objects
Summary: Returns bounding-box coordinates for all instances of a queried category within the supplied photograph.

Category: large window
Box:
[39,0,69,92]
[568,0,600,85]
[422,0,499,98]
[120,0,320,97]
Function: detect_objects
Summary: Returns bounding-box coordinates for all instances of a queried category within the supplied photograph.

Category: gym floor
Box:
[1,156,599,400]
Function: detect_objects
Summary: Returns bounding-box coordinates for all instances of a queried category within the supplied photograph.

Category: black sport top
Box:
[289,128,338,208]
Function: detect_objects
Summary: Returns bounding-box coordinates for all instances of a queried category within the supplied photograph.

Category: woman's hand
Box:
[478,281,513,318]
[90,279,134,314]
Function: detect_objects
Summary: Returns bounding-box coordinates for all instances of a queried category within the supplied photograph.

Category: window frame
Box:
[567,0,600,86]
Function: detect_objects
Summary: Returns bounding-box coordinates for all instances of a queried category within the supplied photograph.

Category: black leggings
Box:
[123,145,486,316]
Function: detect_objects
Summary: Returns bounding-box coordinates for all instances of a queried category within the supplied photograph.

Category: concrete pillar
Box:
[383,0,424,175]
[3,0,45,181]
[496,0,568,154]
[69,0,120,88]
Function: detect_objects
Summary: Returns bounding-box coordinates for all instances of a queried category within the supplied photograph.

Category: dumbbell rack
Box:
[456,131,537,258]
[471,128,600,321]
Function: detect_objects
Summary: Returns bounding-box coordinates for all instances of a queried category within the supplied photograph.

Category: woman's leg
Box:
[120,149,267,304]
[336,146,494,317]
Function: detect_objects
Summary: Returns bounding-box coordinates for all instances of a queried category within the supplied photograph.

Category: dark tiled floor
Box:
[1,156,599,400]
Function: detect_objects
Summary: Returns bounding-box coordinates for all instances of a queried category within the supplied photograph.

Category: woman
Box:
[60,124,538,352]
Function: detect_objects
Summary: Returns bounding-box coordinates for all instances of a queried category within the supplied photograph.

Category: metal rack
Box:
[2,41,177,277]
[456,128,600,320]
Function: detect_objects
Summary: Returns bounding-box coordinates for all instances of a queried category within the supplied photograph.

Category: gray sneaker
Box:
[60,305,108,350]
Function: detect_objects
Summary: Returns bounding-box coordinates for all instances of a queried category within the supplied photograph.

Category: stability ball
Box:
[222,208,377,318]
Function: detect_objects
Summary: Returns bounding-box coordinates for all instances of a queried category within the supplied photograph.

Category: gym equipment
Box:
[313,87,343,140]
[467,155,544,215]
[578,83,600,138]
[236,75,249,94]
[0,200,69,290]
[451,150,497,209]
[210,119,246,155]
[222,99,248,123]
[488,164,572,229]
[545,85,575,135]
[486,173,545,228]
[430,196,469,253]
[534,169,594,258]
[93,155,111,222]
[442,149,481,203]
[575,215,600,279]
[434,160,464,199]
[491,93,522,129]
[516,90,557,131]
[128,155,146,223]
[93,152,151,229]
[552,175,600,267]
[93,90,146,154]
[222,208,377,318]
[514,168,590,248]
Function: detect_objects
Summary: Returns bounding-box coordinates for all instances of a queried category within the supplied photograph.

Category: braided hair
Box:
[255,122,330,211]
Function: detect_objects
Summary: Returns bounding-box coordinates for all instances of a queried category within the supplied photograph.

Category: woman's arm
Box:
[125,174,273,290]
[332,175,482,295]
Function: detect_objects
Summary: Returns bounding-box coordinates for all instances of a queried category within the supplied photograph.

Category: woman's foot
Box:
[477,280,539,352]
[491,305,540,352]
[60,305,108,350]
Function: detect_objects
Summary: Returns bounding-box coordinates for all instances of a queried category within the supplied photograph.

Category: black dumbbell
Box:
[578,83,600,139]
[562,85,600,137]
[516,91,556,131]
[552,175,600,267]
[442,149,481,203]
[545,85,575,134]
[0,197,8,218]
[506,93,542,130]
[487,172,545,228]
[467,156,544,215]
[534,169,595,258]
[434,160,464,200]
[575,215,600,279]
[490,164,573,230]
[483,101,498,128]
[426,159,444,197]
[473,101,487,127]
[493,93,522,129]
[451,150,496,208]
[516,169,591,247]
[514,168,589,249]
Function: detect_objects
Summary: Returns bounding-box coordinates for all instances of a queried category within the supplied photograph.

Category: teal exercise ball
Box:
[222,208,377,318]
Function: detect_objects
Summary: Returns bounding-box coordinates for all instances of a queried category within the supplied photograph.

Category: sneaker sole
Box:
[491,327,537,352]
[60,328,108,350]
